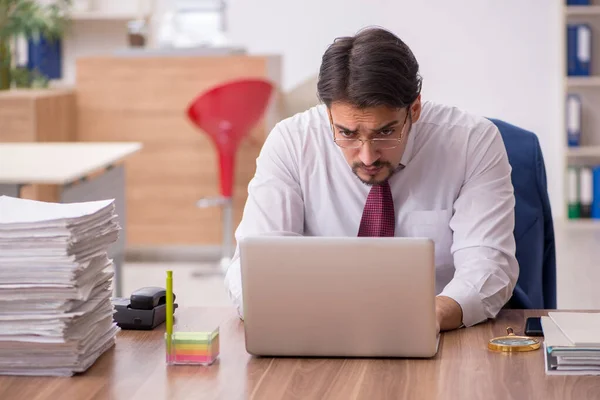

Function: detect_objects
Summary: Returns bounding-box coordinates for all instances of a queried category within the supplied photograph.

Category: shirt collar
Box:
[399,123,417,167]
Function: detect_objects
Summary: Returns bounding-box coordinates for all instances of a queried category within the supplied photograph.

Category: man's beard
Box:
[351,160,396,186]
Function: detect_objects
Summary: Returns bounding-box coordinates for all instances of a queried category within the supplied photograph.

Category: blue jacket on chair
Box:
[488,119,557,309]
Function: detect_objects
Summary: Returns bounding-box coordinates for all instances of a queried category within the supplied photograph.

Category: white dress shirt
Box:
[224,101,518,327]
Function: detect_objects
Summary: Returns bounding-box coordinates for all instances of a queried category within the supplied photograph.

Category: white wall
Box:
[61,0,564,217]
[226,0,564,217]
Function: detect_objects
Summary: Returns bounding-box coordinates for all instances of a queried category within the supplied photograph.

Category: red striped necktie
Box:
[357,181,395,237]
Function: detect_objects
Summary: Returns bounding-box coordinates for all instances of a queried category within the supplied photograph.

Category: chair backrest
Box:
[488,118,557,309]
[187,78,274,197]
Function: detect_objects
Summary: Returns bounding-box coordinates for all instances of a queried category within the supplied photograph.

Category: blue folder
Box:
[567,0,591,5]
[567,24,592,76]
[592,167,600,219]
[27,35,62,80]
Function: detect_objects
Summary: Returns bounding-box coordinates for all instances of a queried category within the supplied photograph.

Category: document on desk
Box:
[0,196,121,376]
[541,312,600,375]
[0,195,115,227]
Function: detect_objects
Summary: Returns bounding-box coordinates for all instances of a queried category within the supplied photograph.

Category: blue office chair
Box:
[488,118,557,309]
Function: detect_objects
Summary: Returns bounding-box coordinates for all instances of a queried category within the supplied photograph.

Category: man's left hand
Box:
[436,296,463,332]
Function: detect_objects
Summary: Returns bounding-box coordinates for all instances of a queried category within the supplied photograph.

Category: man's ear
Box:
[410,95,422,123]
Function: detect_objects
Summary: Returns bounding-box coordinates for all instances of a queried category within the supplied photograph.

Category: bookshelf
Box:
[567,76,600,86]
[70,11,151,21]
[566,145,600,158]
[564,1,600,226]
[556,217,600,233]
[56,1,155,86]
[566,5,600,15]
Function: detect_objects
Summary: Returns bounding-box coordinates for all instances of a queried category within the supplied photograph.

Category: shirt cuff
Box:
[439,280,487,327]
[223,259,245,320]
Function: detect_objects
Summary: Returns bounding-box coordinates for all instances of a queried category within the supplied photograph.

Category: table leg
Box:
[59,165,127,297]
[0,184,20,197]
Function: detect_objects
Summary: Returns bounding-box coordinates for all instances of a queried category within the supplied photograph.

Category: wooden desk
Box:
[0,143,141,185]
[1,308,598,400]
[0,142,142,296]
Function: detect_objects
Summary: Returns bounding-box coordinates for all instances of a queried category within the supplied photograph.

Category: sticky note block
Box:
[165,328,220,366]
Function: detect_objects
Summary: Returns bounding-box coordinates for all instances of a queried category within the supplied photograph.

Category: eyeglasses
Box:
[329,107,410,150]
[333,137,402,150]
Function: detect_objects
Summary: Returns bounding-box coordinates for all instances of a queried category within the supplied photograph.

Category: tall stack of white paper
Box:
[541,312,600,376]
[0,195,120,376]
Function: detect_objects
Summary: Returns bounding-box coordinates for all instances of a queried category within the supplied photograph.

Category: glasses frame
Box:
[329,107,411,150]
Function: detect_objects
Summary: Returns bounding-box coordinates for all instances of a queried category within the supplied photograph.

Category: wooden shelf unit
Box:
[566,5,600,16]
[564,2,600,221]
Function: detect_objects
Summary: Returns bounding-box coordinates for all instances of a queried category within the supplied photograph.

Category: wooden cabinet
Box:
[0,89,76,202]
[75,55,282,246]
[0,89,75,143]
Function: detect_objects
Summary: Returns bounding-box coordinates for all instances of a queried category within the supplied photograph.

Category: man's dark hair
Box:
[317,27,422,109]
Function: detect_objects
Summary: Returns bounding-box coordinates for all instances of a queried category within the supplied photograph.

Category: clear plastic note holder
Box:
[164,310,220,366]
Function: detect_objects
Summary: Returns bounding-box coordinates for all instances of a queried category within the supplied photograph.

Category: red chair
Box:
[187,78,274,272]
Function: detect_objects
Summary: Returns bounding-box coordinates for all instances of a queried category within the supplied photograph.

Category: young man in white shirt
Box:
[225,27,518,331]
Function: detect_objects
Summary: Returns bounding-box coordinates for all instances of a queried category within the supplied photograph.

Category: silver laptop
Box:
[240,236,439,358]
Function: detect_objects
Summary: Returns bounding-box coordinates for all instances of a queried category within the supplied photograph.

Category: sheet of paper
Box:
[541,316,573,349]
[0,196,120,376]
[549,312,600,347]
[0,195,114,226]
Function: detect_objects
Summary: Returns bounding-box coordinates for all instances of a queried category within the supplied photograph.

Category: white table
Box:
[0,142,142,296]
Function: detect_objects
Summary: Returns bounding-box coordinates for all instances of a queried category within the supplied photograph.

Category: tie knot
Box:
[369,181,390,196]
[358,180,395,237]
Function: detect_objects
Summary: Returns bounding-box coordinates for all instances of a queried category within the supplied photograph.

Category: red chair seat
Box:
[187,78,274,197]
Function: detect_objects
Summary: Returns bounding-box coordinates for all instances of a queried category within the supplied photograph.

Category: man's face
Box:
[328,99,420,185]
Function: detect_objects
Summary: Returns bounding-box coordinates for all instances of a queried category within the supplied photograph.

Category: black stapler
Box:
[113,287,178,330]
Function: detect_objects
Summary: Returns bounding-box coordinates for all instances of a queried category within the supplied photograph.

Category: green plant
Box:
[0,0,71,40]
[0,0,72,90]
[30,68,49,88]
[10,64,28,87]
[0,38,9,89]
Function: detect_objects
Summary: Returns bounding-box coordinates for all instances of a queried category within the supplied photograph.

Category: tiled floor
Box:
[122,224,600,310]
